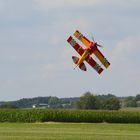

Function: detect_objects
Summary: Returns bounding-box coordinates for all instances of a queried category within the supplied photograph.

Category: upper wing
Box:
[73,30,90,47]
[73,30,110,68]
[67,36,104,74]
[93,48,110,68]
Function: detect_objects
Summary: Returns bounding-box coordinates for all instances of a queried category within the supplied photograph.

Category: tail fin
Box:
[72,56,87,71]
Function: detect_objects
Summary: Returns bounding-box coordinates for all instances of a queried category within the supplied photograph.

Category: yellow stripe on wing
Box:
[77,50,89,66]
[74,30,90,47]
[93,50,110,68]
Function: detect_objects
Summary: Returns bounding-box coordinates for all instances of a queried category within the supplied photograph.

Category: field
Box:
[1,109,140,123]
[0,123,140,140]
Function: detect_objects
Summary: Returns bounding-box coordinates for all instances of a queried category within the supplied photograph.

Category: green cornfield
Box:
[0,109,140,123]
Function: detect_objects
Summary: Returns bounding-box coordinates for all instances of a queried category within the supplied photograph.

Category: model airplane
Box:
[67,30,110,74]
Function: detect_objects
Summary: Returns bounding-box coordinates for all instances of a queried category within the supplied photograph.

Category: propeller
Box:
[91,35,103,48]
[91,36,95,42]
[96,43,103,48]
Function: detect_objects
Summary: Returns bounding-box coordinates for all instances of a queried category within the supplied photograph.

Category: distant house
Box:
[62,103,71,108]
[136,101,140,107]
[32,103,50,108]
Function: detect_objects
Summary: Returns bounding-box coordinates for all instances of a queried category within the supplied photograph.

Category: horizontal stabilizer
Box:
[72,56,87,71]
[79,62,87,71]
[72,56,79,64]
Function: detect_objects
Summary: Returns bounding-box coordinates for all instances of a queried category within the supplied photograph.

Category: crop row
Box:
[0,109,140,123]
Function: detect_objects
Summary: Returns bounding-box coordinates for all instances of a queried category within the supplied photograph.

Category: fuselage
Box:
[76,41,97,66]
[86,42,97,54]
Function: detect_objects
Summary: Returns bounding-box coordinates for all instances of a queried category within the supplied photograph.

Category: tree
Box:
[124,96,137,107]
[48,97,60,105]
[135,94,140,101]
[76,92,121,110]
[76,92,99,109]
[0,103,18,109]
[103,97,121,110]
[135,94,140,107]
[97,94,115,99]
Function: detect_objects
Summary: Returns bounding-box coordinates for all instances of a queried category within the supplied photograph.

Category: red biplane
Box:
[67,30,110,74]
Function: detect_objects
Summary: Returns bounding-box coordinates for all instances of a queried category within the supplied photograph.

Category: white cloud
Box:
[0,1,8,11]
[33,0,140,13]
[33,0,100,10]
[0,79,14,89]
[111,36,140,63]
[40,62,68,79]
[63,18,91,32]
[0,1,34,20]
[39,44,81,80]
[108,35,140,96]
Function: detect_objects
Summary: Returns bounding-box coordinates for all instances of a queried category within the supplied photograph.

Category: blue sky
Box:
[0,0,140,101]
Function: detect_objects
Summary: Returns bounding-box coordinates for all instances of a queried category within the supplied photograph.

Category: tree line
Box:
[121,94,140,107]
[0,92,140,110]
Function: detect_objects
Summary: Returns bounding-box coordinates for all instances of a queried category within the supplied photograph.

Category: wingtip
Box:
[98,68,104,74]
[67,36,72,43]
